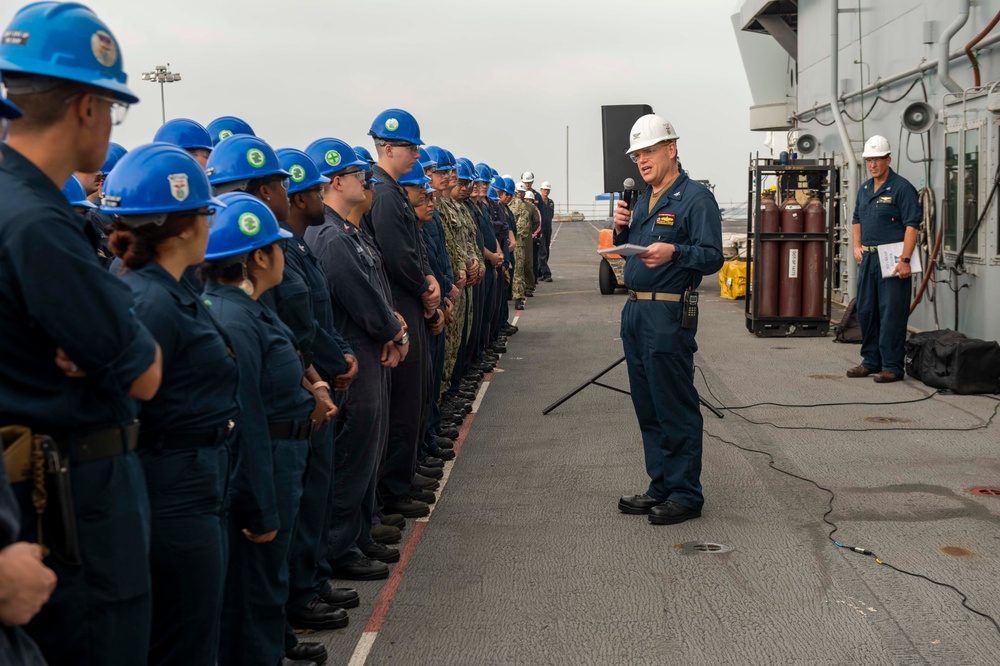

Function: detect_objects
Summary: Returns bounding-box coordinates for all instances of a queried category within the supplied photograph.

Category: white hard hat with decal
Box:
[862,135,891,158]
[626,114,679,154]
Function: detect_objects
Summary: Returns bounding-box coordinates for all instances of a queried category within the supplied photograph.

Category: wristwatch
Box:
[901,257,911,264]
[394,331,409,346]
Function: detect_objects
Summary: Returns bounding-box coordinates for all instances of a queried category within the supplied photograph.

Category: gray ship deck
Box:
[313,220,1000,666]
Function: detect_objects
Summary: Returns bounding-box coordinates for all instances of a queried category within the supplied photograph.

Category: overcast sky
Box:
[66,0,763,209]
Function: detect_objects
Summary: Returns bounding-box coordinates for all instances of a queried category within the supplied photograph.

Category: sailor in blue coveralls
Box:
[847,135,921,384]
[201,194,322,666]
[305,141,408,582]
[102,143,236,666]
[612,115,724,526]
[0,83,55,666]
[0,5,164,664]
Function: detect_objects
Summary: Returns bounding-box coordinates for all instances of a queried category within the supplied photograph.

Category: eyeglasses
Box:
[459,179,473,188]
[337,170,366,183]
[363,180,375,191]
[197,207,217,228]
[865,157,888,164]
[384,141,419,154]
[628,142,670,163]
[65,92,130,126]
[273,239,289,252]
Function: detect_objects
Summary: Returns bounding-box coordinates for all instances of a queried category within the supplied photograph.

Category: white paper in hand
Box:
[598,244,648,257]
[877,242,922,278]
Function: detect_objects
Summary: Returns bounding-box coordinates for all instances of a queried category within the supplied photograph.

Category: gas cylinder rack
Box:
[745,157,838,337]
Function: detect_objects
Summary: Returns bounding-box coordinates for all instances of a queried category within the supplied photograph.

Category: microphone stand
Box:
[542,355,724,419]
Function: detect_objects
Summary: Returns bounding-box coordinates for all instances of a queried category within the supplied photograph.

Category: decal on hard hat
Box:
[3,31,30,46]
[246,148,266,168]
[91,30,117,67]
[219,129,233,140]
[325,150,341,167]
[168,174,190,202]
[238,212,261,236]
[289,164,306,183]
[385,118,399,132]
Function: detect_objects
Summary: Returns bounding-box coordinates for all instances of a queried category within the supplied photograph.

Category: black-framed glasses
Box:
[383,141,419,154]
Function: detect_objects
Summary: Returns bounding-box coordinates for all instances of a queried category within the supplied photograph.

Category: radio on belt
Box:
[681,289,699,329]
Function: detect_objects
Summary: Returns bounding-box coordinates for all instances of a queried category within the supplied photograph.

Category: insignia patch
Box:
[168,173,189,202]
[289,164,306,183]
[238,212,261,236]
[246,148,266,168]
[218,129,233,140]
[325,150,341,167]
[656,213,674,226]
[90,30,117,67]
[878,196,892,204]
[385,118,399,132]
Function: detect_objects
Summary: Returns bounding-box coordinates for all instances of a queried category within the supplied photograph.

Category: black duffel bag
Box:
[904,329,1000,394]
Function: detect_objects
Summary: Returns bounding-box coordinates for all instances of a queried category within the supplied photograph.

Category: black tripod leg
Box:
[542,355,626,415]
[699,394,725,419]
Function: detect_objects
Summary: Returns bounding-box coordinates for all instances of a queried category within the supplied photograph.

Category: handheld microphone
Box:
[623,178,637,210]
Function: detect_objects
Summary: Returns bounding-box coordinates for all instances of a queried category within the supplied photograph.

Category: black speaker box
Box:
[601,104,653,194]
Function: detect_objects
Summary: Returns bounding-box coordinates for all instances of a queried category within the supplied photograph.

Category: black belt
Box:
[138,420,235,450]
[54,420,140,465]
[268,420,315,441]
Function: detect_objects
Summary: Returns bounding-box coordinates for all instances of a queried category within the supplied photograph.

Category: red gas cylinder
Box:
[778,194,803,318]
[757,191,780,318]
[802,193,825,318]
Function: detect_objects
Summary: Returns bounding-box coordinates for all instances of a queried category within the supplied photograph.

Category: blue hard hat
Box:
[369,108,422,145]
[204,192,293,262]
[0,2,138,104]
[101,142,127,174]
[474,164,492,184]
[154,118,212,152]
[424,146,454,172]
[305,138,367,177]
[206,135,289,187]
[206,116,255,146]
[61,174,95,208]
[398,161,431,187]
[277,148,330,195]
[353,145,375,166]
[502,177,516,196]
[487,186,500,201]
[100,142,224,218]
[418,147,437,170]
[455,158,476,181]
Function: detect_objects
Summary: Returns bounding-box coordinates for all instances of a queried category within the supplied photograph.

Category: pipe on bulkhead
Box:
[829,0,859,297]
[938,0,971,93]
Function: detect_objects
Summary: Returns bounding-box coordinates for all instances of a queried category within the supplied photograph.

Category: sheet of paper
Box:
[598,244,649,257]
[877,242,922,278]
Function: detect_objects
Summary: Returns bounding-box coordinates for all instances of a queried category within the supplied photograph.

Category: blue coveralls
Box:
[486,199,510,343]
[538,195,555,280]
[121,262,239,666]
[852,169,921,376]
[1,463,46,665]
[205,282,314,666]
[421,208,455,455]
[613,170,724,510]
[369,167,433,502]
[472,201,498,361]
[0,144,158,666]
[305,208,401,568]
[262,224,353,650]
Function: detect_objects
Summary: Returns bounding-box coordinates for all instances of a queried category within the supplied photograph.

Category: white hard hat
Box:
[540,181,552,190]
[515,182,526,192]
[626,114,679,154]
[501,173,513,180]
[862,135,891,158]
[525,191,536,201]
[520,171,534,182]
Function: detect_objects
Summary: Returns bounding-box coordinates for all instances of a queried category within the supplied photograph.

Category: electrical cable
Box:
[696,366,1000,433]
[697,368,1000,637]
[842,94,880,123]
